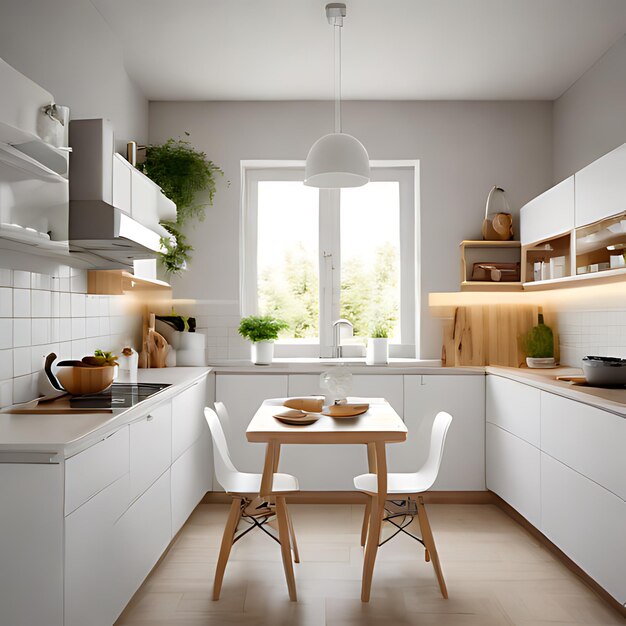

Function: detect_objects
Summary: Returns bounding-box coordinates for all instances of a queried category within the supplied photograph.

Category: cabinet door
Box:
[215,374,288,474]
[399,375,486,490]
[520,176,574,245]
[486,375,540,447]
[112,153,132,215]
[486,423,540,526]
[171,430,212,533]
[130,401,172,501]
[172,377,208,462]
[541,392,626,500]
[120,469,172,597]
[575,143,626,227]
[65,474,130,626]
[0,463,63,626]
[130,167,159,227]
[541,452,626,604]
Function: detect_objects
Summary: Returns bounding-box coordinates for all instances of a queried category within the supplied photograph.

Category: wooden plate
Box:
[322,403,369,418]
[283,397,324,413]
[273,409,319,426]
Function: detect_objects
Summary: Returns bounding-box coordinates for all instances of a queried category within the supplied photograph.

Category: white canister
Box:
[366,338,389,365]
[251,341,274,365]
[117,348,138,383]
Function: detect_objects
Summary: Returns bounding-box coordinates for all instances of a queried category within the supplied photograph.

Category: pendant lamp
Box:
[304,3,370,188]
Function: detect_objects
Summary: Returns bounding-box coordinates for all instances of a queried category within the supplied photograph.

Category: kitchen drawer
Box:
[486,423,540,527]
[541,392,626,500]
[65,473,130,626]
[171,431,211,534]
[486,375,540,447]
[541,452,626,604]
[65,427,129,515]
[172,378,208,462]
[130,401,172,501]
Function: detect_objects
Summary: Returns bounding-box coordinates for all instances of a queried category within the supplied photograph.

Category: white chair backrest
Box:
[204,407,239,492]
[418,411,453,490]
[214,401,231,439]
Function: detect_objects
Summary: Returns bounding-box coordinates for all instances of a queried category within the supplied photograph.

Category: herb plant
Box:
[238,315,289,343]
[524,314,554,358]
[369,321,393,339]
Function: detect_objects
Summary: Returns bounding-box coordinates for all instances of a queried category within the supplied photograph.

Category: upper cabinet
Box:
[575,143,626,227]
[520,176,574,246]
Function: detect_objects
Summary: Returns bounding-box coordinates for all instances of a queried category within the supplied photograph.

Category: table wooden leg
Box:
[366,442,377,473]
[260,441,276,498]
[361,440,387,602]
[275,495,297,601]
[360,497,371,547]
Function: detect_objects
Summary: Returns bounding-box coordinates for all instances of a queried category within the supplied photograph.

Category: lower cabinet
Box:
[541,452,626,604]
[486,423,540,527]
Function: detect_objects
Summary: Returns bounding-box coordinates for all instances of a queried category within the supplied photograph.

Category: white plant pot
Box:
[251,340,274,365]
[366,338,388,365]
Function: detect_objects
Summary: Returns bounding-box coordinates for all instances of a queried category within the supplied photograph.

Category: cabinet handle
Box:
[146,414,154,421]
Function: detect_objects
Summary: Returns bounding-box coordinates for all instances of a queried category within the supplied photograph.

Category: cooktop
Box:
[69,382,171,409]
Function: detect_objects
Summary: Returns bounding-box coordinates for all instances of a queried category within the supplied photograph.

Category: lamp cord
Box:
[334,21,342,133]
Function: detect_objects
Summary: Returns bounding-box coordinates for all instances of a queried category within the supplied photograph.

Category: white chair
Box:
[214,401,232,440]
[354,411,453,599]
[204,407,300,600]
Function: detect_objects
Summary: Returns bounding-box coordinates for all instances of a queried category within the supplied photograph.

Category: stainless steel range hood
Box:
[69,118,167,268]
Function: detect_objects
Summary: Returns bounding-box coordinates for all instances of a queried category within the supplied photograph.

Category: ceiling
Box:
[91,0,626,101]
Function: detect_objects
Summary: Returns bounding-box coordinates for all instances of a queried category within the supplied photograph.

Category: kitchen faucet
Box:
[332,319,353,358]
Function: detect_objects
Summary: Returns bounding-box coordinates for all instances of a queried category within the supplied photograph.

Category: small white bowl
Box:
[526,357,556,369]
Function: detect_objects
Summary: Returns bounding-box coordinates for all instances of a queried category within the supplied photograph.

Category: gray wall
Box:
[0,0,148,149]
[553,34,626,182]
[149,100,553,359]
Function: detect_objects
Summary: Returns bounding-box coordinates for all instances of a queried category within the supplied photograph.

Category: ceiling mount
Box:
[326,3,346,26]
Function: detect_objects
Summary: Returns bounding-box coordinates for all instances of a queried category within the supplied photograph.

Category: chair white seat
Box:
[353,472,433,495]
[228,471,299,494]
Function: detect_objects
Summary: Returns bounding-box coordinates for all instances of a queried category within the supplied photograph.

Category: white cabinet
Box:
[520,176,575,245]
[130,166,177,227]
[172,377,208,462]
[215,374,288,475]
[541,452,626,604]
[112,153,132,215]
[0,463,64,626]
[172,430,212,534]
[120,469,172,595]
[65,426,129,515]
[575,143,626,227]
[486,423,540,527]
[130,402,172,501]
[486,375,540,447]
[65,474,130,626]
[541,392,626,501]
[399,375,485,490]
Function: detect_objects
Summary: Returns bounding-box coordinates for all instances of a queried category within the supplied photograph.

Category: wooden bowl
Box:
[56,365,115,396]
[323,403,369,418]
[283,397,324,413]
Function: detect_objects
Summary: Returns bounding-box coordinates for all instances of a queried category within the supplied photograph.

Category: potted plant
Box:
[137,135,224,275]
[524,313,555,368]
[366,321,392,365]
[238,315,288,365]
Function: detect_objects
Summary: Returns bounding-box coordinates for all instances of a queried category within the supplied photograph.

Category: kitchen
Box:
[0,1,625,625]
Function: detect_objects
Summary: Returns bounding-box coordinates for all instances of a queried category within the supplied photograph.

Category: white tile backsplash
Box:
[0,265,139,408]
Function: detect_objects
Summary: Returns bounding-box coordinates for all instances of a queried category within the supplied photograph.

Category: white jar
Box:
[252,341,274,365]
[366,338,389,365]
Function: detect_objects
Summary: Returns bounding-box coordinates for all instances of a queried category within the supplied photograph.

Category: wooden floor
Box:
[115,503,626,626]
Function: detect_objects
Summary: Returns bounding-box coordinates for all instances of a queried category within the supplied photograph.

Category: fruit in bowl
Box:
[56,350,118,396]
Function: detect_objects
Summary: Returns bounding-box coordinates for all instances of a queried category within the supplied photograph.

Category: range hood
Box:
[69,119,172,268]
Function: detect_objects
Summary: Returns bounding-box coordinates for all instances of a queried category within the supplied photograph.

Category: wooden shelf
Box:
[523,267,626,290]
[460,240,521,248]
[88,270,171,295]
[461,281,523,292]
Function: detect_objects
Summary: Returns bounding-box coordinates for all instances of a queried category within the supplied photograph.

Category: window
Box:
[242,163,418,357]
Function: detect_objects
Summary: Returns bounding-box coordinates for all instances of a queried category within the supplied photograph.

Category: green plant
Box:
[82,350,118,366]
[524,314,554,358]
[369,320,393,339]
[138,134,223,274]
[238,315,288,343]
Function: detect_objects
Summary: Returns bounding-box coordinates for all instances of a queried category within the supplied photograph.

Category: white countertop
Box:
[0,367,211,458]
[486,365,626,418]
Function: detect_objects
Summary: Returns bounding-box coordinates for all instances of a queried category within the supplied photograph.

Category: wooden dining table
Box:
[246,397,408,602]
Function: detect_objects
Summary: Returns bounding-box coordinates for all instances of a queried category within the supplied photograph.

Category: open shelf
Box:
[523,267,626,290]
[88,270,171,295]
[461,280,523,292]
[460,240,521,290]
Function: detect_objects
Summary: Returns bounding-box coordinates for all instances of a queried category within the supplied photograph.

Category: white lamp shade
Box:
[304,132,370,188]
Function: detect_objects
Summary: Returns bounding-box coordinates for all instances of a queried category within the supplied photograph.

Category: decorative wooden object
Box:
[139,312,169,368]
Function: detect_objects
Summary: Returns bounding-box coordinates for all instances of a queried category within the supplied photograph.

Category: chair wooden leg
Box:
[275,496,297,601]
[416,495,448,599]
[213,497,243,600]
[361,498,371,547]
[285,503,300,564]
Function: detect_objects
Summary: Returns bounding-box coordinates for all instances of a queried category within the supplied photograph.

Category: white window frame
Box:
[241,160,420,358]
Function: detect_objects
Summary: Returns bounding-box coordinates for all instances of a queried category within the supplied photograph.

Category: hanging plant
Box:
[137,133,223,274]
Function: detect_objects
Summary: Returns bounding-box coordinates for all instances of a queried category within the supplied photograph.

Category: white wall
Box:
[150,100,552,359]
[0,0,148,149]
[553,34,626,182]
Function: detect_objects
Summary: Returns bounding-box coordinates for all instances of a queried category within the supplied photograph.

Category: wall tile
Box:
[59,318,72,342]
[0,287,12,317]
[71,318,86,340]
[0,319,12,349]
[13,289,31,317]
[14,347,32,377]
[0,269,12,287]
[59,292,71,317]
[12,270,30,289]
[70,270,88,294]
[13,319,31,347]
[13,374,37,404]
[32,319,51,346]
[71,293,86,317]
[0,380,12,408]
[31,290,51,318]
[0,349,13,379]
[86,317,99,338]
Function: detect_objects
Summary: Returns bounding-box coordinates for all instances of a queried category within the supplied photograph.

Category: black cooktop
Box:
[69,383,171,409]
